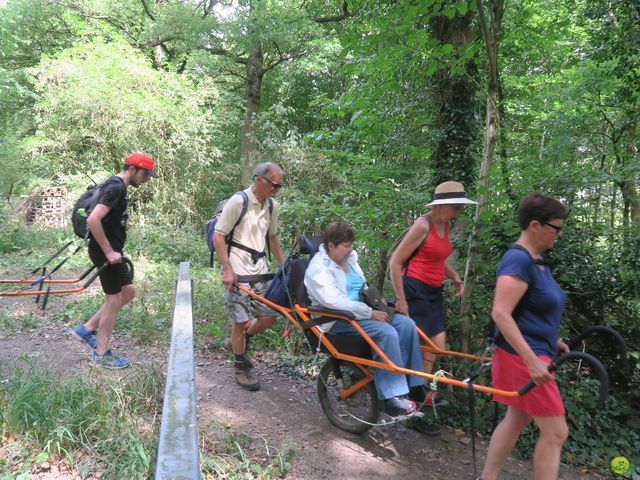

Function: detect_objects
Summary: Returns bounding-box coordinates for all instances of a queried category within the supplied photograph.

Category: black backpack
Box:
[71,177,113,239]
[205,191,273,266]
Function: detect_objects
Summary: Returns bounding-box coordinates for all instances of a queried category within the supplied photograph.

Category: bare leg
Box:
[84,304,106,332]
[481,406,532,480]
[95,293,122,355]
[84,284,135,333]
[231,321,248,355]
[532,415,568,480]
[245,315,277,336]
[422,331,446,374]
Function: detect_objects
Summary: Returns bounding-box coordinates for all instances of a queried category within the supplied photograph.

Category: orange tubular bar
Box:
[0,264,98,288]
[0,286,89,296]
[235,283,520,398]
[416,328,490,362]
[0,278,86,284]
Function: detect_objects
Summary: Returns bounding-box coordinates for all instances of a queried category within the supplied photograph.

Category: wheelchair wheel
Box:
[317,357,378,434]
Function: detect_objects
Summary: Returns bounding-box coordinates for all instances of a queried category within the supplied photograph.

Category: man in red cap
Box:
[71,153,158,368]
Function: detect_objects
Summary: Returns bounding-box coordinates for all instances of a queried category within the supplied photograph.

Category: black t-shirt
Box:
[89,176,128,252]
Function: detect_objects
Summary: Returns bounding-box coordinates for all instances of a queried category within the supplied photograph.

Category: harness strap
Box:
[302,316,338,330]
[236,273,275,284]
[467,381,478,478]
[229,241,267,264]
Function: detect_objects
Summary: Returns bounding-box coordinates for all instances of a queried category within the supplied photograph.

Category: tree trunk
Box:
[623,124,639,225]
[459,0,503,352]
[497,78,516,203]
[154,44,165,69]
[619,180,640,225]
[375,230,389,292]
[240,47,264,187]
[429,7,478,189]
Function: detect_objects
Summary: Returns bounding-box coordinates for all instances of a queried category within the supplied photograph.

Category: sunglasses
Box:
[544,222,563,233]
[260,175,283,190]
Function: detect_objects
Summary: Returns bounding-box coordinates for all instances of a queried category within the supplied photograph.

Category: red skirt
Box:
[491,346,565,417]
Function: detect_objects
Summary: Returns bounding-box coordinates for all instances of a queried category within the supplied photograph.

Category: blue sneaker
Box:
[91,350,130,369]
[71,324,98,350]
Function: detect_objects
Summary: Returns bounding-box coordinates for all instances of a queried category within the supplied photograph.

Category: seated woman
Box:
[304,222,425,417]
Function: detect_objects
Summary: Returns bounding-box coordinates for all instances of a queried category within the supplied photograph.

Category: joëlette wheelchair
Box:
[0,239,133,310]
[235,236,622,435]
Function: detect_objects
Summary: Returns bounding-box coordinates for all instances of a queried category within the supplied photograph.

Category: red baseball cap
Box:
[125,153,158,177]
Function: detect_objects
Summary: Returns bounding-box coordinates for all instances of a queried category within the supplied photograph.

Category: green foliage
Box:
[0,0,639,475]
[200,424,296,479]
[129,224,207,267]
[0,360,163,478]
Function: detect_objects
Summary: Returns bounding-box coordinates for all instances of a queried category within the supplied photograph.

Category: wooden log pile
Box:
[25,187,69,228]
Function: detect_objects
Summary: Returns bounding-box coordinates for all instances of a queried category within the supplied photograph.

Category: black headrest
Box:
[288,258,310,307]
[297,236,323,256]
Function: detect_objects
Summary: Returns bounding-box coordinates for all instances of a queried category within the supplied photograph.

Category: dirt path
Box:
[0,323,602,480]
[195,350,600,480]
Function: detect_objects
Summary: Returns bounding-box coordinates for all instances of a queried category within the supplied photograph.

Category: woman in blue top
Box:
[304,222,425,417]
[478,193,570,480]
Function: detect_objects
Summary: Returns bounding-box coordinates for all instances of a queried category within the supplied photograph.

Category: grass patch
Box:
[0,358,164,479]
[200,423,296,479]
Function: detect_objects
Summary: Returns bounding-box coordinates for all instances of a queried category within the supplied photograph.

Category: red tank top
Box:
[405,222,452,287]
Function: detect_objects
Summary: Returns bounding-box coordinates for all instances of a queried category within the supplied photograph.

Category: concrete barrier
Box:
[155,262,199,479]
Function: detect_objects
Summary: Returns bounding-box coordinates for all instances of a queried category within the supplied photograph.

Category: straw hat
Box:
[427,181,478,206]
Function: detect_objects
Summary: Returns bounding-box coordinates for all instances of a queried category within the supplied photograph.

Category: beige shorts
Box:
[225,280,277,324]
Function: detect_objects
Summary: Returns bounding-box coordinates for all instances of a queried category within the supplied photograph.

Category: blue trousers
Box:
[329,314,424,400]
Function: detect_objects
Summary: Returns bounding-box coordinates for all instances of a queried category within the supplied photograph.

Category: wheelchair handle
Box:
[566,325,629,371]
[517,351,609,403]
[83,257,134,289]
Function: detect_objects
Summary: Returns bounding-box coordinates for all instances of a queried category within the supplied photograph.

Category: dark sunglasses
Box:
[544,222,563,233]
[260,175,283,189]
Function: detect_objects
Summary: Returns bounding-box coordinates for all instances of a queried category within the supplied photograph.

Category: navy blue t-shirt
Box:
[495,247,565,357]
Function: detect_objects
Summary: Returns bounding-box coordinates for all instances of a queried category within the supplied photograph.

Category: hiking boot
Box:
[223,336,254,368]
[71,324,97,350]
[405,416,443,436]
[234,361,260,391]
[381,396,416,417]
[91,350,130,369]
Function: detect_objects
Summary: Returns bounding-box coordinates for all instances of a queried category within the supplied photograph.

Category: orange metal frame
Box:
[235,284,521,399]
[0,285,96,297]
[0,262,110,297]
[0,264,98,286]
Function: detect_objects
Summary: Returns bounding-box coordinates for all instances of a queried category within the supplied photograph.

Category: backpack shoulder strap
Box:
[226,191,249,247]
[508,244,539,286]
[235,191,249,228]
[404,214,431,271]
[492,244,539,344]
[265,197,274,261]
[226,191,269,265]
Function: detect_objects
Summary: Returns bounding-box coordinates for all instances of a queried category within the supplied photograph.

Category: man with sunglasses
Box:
[213,162,285,390]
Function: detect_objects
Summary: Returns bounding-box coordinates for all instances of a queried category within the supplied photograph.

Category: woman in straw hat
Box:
[389,181,477,429]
